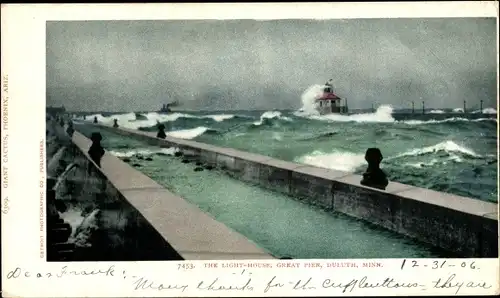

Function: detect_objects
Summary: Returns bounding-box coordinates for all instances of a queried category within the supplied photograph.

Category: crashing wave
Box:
[76,111,238,130]
[392,140,480,159]
[108,147,180,158]
[166,126,214,139]
[482,108,497,114]
[253,111,292,126]
[295,150,366,172]
[58,207,100,248]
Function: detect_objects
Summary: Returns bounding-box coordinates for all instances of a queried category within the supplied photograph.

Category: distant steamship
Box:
[158,101,179,114]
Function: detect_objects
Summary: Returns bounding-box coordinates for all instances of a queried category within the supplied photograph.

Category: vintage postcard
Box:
[1,2,499,297]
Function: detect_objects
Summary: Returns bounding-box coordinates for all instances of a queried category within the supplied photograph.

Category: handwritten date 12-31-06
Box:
[400,259,479,270]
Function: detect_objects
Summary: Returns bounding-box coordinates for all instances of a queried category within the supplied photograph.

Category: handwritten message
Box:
[4,259,497,297]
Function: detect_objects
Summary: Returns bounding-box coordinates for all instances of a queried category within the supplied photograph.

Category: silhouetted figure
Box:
[88,132,105,167]
[83,115,86,120]
[157,124,166,139]
[66,121,75,137]
[93,116,98,124]
[360,148,389,190]
[113,119,119,128]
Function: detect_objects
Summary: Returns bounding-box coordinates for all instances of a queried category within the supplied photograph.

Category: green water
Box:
[77,108,498,202]
[76,124,451,258]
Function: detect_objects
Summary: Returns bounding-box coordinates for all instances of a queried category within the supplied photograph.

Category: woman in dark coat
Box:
[88,132,105,167]
[157,124,166,139]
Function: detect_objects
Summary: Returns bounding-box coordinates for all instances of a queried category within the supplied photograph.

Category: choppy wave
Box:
[166,126,216,139]
[402,117,497,126]
[76,111,239,130]
[203,114,237,122]
[253,111,292,126]
[470,108,497,114]
[392,140,480,159]
[296,140,485,173]
[82,112,136,124]
[481,107,497,114]
[295,150,366,172]
[108,147,179,158]
[404,158,440,168]
[78,111,220,139]
[299,131,339,142]
[404,153,469,168]
[428,108,496,115]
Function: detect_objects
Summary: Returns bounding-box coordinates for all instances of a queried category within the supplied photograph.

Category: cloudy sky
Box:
[46,18,497,112]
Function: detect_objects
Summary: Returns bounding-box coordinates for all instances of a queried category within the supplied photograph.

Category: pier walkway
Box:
[71,129,274,260]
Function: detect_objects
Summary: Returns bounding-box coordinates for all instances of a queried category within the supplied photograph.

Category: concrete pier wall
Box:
[94,124,498,258]
[46,121,184,261]
[68,127,274,260]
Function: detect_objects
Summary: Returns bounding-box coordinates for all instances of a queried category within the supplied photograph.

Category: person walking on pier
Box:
[66,120,75,137]
[157,124,166,139]
[113,119,119,128]
[88,132,105,168]
[93,116,98,124]
[360,148,389,190]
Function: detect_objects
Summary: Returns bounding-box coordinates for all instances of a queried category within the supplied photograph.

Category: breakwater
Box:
[92,124,498,258]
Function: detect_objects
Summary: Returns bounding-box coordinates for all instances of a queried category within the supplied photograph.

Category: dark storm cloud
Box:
[46,18,497,111]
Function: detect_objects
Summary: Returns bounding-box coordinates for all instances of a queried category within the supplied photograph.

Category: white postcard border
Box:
[1,2,499,297]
